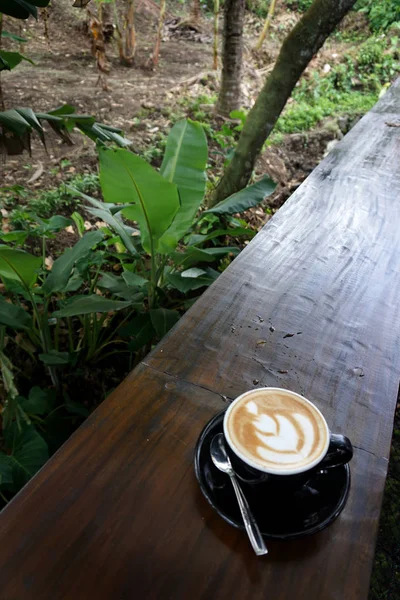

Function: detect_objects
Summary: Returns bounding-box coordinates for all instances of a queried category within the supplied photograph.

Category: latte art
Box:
[225,389,329,474]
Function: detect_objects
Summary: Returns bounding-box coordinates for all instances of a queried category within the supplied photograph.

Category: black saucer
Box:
[194,410,351,540]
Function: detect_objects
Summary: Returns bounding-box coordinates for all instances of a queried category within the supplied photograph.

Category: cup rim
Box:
[223,387,330,476]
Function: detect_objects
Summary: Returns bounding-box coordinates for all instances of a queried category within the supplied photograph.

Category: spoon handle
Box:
[229,474,268,556]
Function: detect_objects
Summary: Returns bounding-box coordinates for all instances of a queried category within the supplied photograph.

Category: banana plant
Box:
[0,104,131,156]
[72,118,276,318]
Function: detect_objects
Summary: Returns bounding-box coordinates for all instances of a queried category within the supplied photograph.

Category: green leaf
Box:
[43,230,104,293]
[181,267,207,278]
[0,50,33,70]
[47,215,72,230]
[122,271,148,288]
[0,54,10,71]
[0,230,29,244]
[26,0,51,6]
[74,190,138,256]
[39,351,70,365]
[0,454,14,488]
[0,0,39,20]
[206,176,276,214]
[64,398,89,418]
[63,273,84,293]
[167,268,219,293]
[171,246,240,268]
[3,422,48,490]
[1,30,28,43]
[19,387,56,415]
[159,119,208,248]
[0,246,41,287]
[53,295,132,317]
[149,308,180,338]
[99,147,180,255]
[71,211,85,237]
[0,108,31,136]
[120,313,155,352]
[0,300,32,330]
[15,107,44,143]
[187,227,253,246]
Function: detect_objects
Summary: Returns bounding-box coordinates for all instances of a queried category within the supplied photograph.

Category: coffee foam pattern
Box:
[226,390,328,473]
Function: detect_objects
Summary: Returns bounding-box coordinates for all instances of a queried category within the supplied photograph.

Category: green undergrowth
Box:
[271,34,399,137]
[0,173,100,225]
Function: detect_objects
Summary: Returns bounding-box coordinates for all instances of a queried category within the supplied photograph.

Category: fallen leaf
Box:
[45,256,54,270]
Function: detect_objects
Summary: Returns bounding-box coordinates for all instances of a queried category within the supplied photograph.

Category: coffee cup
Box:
[223,387,353,486]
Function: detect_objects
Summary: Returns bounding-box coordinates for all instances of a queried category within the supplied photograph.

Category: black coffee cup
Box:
[223,388,353,488]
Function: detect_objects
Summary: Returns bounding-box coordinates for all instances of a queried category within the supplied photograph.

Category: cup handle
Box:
[319,433,353,469]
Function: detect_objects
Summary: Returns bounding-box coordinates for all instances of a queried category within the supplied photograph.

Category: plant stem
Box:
[42,236,46,270]
[213,0,219,70]
[67,318,74,353]
[0,13,5,111]
[149,251,157,309]
[255,0,277,50]
[54,318,60,352]
[152,0,166,67]
[89,261,103,294]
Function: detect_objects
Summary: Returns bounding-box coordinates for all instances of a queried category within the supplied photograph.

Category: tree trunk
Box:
[216,0,246,116]
[152,0,166,67]
[255,0,277,50]
[210,0,358,206]
[125,0,136,64]
[213,0,219,70]
[191,0,201,24]
[0,13,5,111]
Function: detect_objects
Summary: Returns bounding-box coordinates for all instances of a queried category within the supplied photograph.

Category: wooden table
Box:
[1,80,400,600]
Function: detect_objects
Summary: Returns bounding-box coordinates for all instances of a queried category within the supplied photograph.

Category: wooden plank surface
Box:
[0,80,399,599]
[146,80,400,461]
[0,366,389,600]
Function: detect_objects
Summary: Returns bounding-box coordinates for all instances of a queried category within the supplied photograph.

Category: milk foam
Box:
[225,389,328,473]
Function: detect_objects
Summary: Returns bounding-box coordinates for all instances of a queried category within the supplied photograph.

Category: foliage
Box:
[270,34,399,135]
[0,104,131,157]
[356,0,400,32]
[0,174,100,226]
[0,119,273,505]
[0,0,51,20]
[286,0,313,13]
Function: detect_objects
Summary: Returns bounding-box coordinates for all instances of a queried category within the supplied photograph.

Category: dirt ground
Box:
[1,1,357,221]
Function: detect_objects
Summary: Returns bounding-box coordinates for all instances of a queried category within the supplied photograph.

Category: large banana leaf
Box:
[158,119,207,249]
[206,175,276,215]
[53,295,133,317]
[0,246,41,287]
[149,308,180,338]
[1,422,48,491]
[1,0,39,19]
[43,231,104,294]
[0,50,33,71]
[1,30,28,43]
[0,104,131,156]
[0,300,32,330]
[70,188,139,257]
[99,147,180,255]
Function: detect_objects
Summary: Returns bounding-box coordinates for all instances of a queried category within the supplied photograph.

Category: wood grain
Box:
[147,79,400,461]
[0,367,388,600]
[0,80,399,599]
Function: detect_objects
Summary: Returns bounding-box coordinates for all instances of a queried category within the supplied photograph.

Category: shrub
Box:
[356,0,400,32]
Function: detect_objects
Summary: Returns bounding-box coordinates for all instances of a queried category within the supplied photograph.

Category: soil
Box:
[1,1,359,224]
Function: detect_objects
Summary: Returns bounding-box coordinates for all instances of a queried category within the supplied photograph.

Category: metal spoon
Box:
[210,433,268,556]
